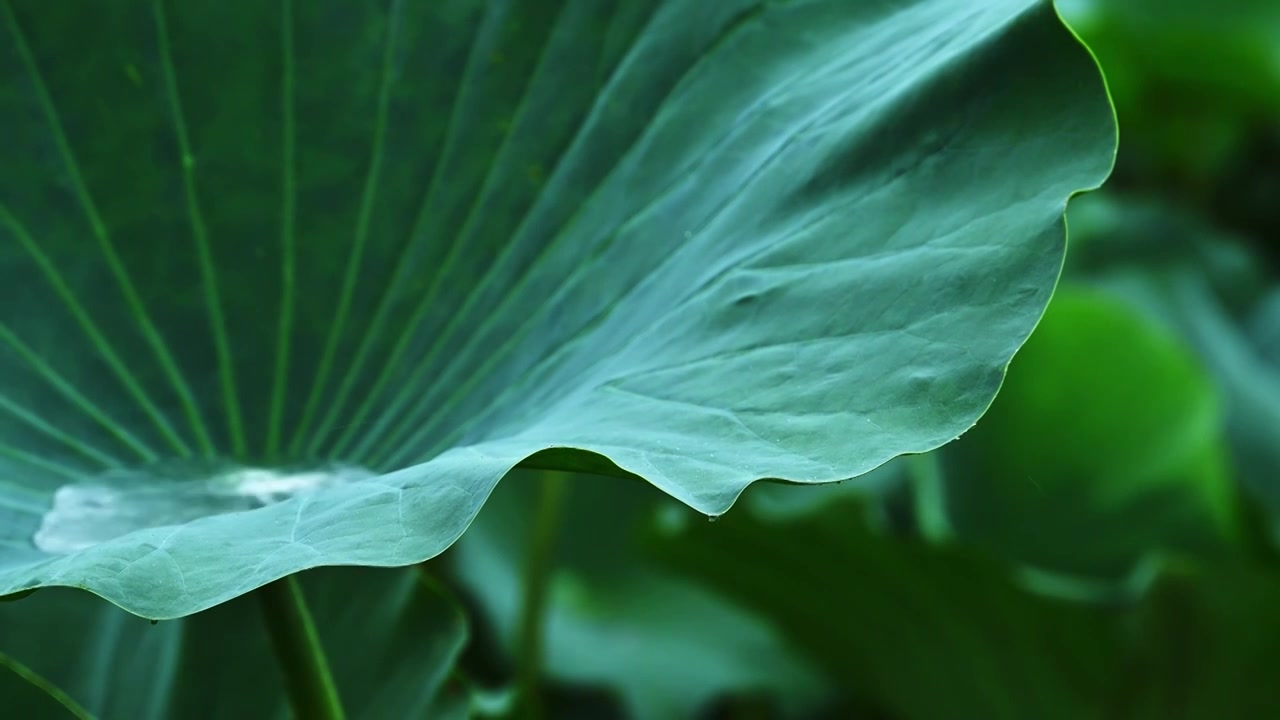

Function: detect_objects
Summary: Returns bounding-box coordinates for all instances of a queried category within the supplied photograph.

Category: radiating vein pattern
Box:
[289,0,407,457]
[266,0,298,460]
[0,0,1114,617]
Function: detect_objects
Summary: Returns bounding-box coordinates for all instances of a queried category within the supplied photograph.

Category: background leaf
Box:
[1059,0,1280,187]
[1113,563,1280,719]
[448,471,827,720]
[648,488,1125,720]
[936,287,1240,588]
[647,481,1280,718]
[1062,197,1280,542]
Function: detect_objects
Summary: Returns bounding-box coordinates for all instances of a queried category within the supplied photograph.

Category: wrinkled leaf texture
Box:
[0,0,1114,617]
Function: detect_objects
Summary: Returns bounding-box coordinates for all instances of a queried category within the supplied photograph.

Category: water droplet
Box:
[33,459,373,554]
[707,514,720,523]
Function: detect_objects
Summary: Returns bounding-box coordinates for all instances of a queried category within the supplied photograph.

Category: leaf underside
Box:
[0,0,1114,618]
[0,567,469,718]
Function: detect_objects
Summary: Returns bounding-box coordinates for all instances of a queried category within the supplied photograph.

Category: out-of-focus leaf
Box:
[448,471,827,720]
[937,287,1238,588]
[0,567,469,719]
[1063,195,1280,541]
[1060,0,1280,183]
[1091,269,1280,540]
[1063,194,1269,313]
[1060,0,1280,113]
[648,489,1124,720]
[0,0,1115,618]
[1114,563,1280,718]
[651,478,1280,719]
[1246,288,1280,367]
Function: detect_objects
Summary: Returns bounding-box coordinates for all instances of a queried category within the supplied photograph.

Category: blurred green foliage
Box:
[939,288,1238,589]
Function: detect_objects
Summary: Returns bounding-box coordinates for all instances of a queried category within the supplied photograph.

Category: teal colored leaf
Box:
[936,287,1239,589]
[0,567,470,719]
[448,471,827,720]
[0,0,1114,617]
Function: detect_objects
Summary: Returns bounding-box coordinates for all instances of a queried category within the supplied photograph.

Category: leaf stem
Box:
[514,471,569,719]
[257,575,346,720]
[907,451,952,542]
[0,649,96,720]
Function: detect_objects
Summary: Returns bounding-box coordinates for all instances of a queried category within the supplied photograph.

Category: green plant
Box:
[25,0,1280,718]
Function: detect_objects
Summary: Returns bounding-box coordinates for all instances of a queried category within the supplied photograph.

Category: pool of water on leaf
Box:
[33,460,373,554]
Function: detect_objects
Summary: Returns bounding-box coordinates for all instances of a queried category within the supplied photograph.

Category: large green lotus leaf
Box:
[648,489,1125,720]
[447,471,827,720]
[0,566,469,719]
[0,0,1114,617]
[936,287,1240,589]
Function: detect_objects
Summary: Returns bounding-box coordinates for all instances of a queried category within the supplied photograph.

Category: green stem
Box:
[0,649,96,720]
[514,471,569,720]
[257,576,346,720]
[906,451,952,542]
